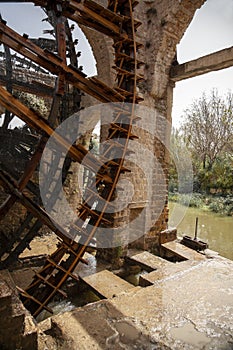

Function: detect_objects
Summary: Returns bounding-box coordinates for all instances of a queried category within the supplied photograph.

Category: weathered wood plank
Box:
[0,21,124,103]
[0,75,54,97]
[0,85,110,177]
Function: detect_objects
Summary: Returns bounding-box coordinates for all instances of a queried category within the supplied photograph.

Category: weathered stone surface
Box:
[159,228,177,245]
[170,46,233,82]
[80,269,135,299]
[0,273,38,350]
[139,259,200,287]
[127,250,171,272]
[21,315,38,350]
[161,241,206,261]
[41,256,233,349]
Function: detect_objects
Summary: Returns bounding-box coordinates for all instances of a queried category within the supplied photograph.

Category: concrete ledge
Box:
[80,269,135,299]
[139,260,201,287]
[161,241,206,261]
[41,256,233,350]
[127,251,172,272]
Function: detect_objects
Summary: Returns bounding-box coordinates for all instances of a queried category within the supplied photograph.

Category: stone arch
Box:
[80,26,115,87]
[135,0,206,100]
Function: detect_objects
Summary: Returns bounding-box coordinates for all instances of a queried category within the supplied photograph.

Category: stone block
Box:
[159,228,177,244]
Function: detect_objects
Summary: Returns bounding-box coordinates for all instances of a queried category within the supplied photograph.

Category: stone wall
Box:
[0,0,207,262]
[0,275,37,349]
[133,0,205,252]
[83,0,206,258]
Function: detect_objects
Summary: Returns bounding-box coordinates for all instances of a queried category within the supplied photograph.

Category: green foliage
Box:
[168,127,193,193]
[169,193,233,216]
[181,89,233,170]
[196,153,233,193]
[169,192,203,208]
[169,89,233,195]
[208,196,233,216]
[188,193,204,208]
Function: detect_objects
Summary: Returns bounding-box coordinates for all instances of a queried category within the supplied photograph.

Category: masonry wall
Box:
[0,0,207,263]
[134,0,206,252]
[84,0,206,259]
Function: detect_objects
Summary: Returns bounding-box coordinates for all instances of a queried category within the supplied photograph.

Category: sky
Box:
[0,0,233,128]
[173,0,233,127]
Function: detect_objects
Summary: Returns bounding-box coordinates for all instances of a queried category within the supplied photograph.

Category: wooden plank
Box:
[63,0,131,41]
[69,1,127,37]
[33,272,68,298]
[0,169,72,242]
[16,286,54,314]
[0,76,54,97]
[170,46,233,82]
[29,0,137,43]
[127,251,172,272]
[46,258,79,282]
[56,17,67,95]
[84,0,124,24]
[161,241,206,261]
[0,21,124,103]
[80,270,135,299]
[0,85,112,179]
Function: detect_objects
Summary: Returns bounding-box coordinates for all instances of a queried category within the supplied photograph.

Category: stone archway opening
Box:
[169,0,233,238]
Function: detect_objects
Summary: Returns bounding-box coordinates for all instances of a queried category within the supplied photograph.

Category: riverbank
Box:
[169,192,233,216]
[168,202,233,260]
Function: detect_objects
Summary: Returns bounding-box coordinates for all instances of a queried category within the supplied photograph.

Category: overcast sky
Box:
[0,0,233,128]
[173,0,233,127]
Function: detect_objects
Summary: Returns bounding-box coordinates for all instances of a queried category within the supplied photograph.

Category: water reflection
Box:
[169,202,233,260]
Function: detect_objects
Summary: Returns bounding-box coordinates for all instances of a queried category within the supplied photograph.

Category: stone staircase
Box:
[127,246,206,287]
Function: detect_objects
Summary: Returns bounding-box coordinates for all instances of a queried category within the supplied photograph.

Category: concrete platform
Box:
[80,269,135,299]
[38,255,233,350]
[161,241,206,261]
[127,251,172,272]
[139,260,201,287]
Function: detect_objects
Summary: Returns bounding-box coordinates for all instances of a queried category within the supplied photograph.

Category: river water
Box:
[168,202,233,261]
[37,205,232,321]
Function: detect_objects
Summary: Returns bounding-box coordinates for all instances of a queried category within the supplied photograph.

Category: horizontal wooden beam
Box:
[0,85,112,183]
[0,21,124,103]
[0,169,71,242]
[0,75,54,97]
[29,0,130,41]
[170,46,233,82]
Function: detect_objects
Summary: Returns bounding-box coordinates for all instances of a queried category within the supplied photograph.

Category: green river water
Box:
[168,202,233,261]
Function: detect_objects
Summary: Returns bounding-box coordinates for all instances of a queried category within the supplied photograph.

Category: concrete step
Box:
[161,241,206,261]
[127,251,172,272]
[139,260,201,287]
[80,269,135,299]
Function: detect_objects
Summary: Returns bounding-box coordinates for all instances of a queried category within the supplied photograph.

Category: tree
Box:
[181,89,233,170]
[168,127,193,193]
